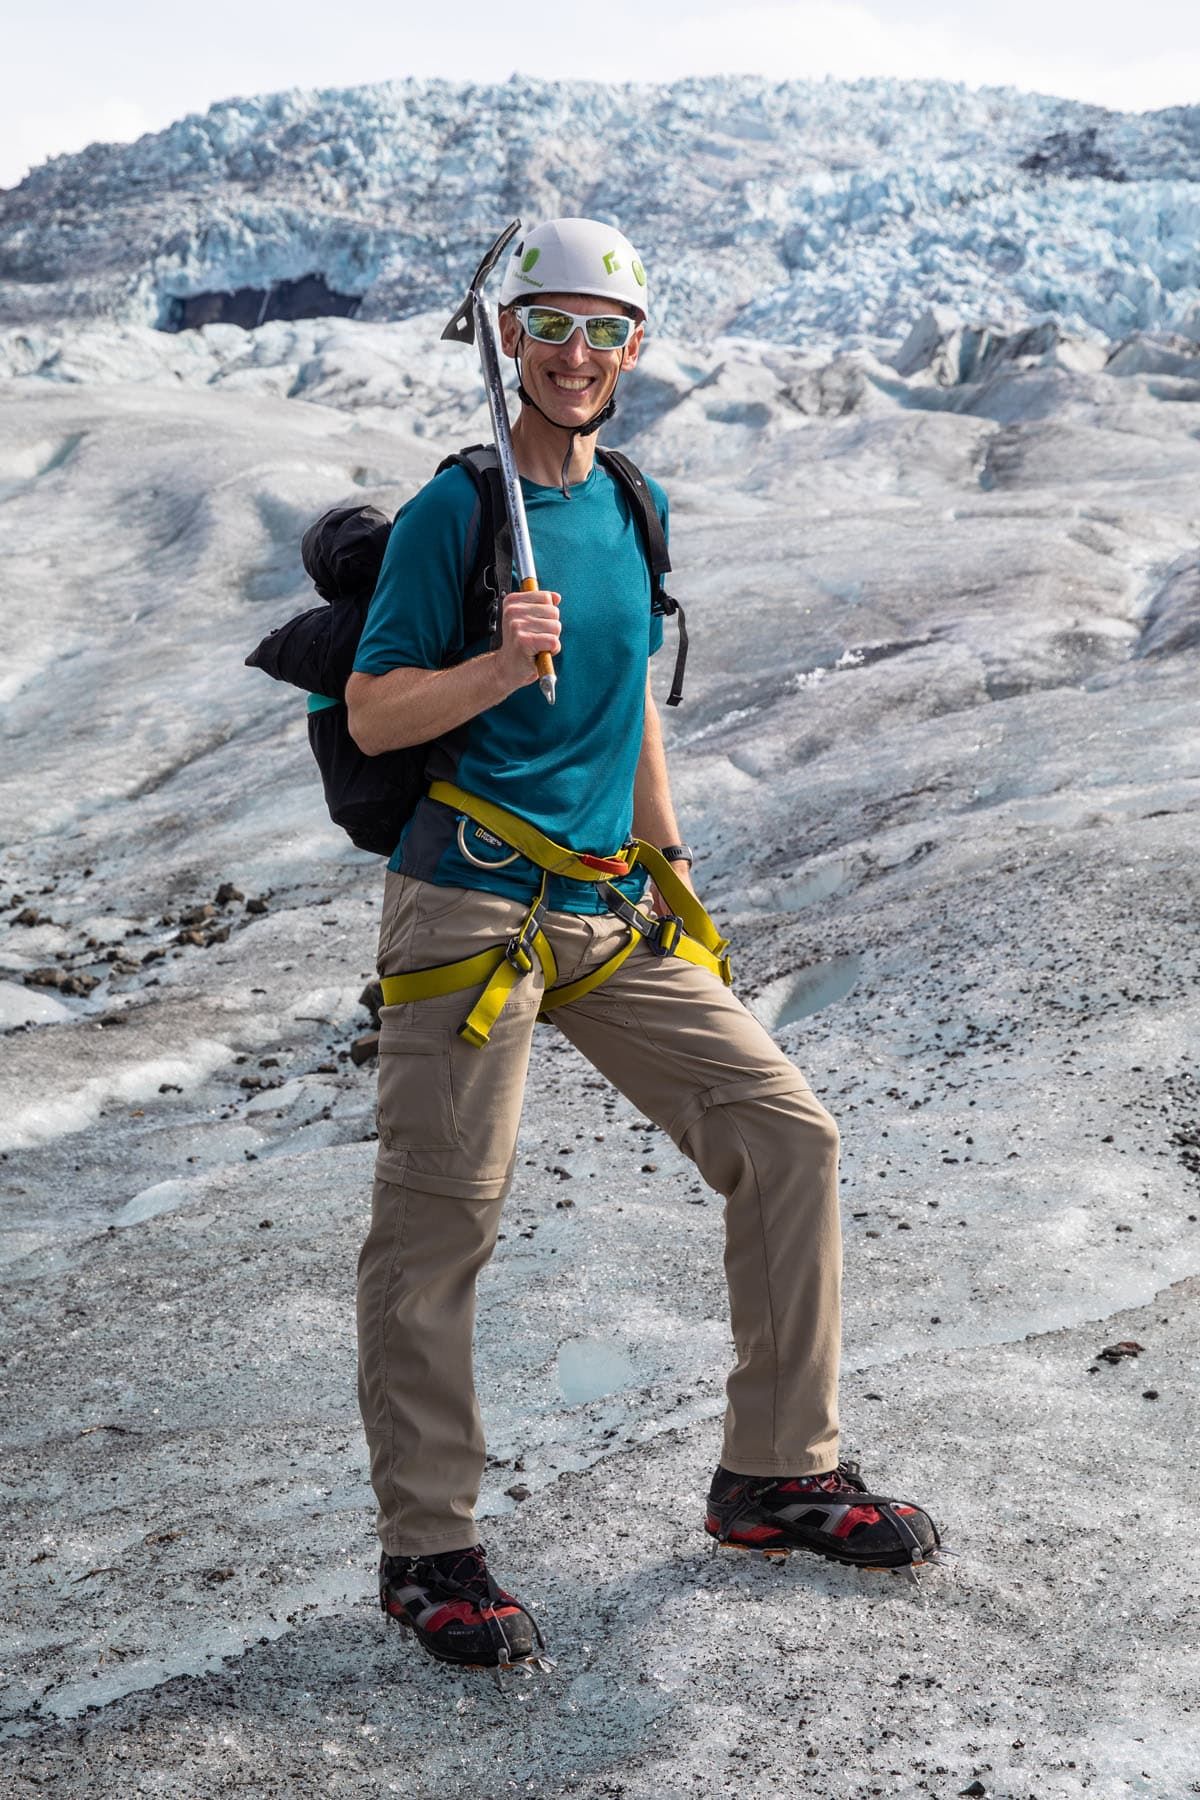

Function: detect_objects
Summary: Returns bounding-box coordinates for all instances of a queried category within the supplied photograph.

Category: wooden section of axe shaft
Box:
[519,576,555,683]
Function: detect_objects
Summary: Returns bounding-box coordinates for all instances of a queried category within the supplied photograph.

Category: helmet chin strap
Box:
[515,335,621,497]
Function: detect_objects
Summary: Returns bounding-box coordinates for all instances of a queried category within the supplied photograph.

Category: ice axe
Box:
[442,219,556,707]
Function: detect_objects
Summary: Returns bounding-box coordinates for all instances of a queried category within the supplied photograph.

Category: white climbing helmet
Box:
[498,217,648,319]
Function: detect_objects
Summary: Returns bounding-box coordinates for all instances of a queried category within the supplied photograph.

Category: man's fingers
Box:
[504,592,562,653]
[497,591,562,688]
[509,609,560,640]
[503,589,560,611]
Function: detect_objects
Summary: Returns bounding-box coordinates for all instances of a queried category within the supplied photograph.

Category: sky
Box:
[2,0,1199,189]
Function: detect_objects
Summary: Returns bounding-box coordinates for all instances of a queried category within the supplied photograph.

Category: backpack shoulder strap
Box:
[436,445,509,650]
[596,447,688,707]
[595,447,671,581]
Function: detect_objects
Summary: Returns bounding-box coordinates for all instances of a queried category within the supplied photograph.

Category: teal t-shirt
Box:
[351,459,667,913]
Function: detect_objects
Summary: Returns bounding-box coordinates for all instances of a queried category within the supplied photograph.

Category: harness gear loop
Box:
[378,785,731,1046]
[457,814,521,869]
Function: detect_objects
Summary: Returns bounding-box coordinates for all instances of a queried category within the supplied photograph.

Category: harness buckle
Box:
[504,903,544,975]
[505,939,534,975]
[651,915,684,957]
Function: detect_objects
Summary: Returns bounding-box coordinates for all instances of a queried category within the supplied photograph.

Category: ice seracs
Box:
[2,75,1199,350]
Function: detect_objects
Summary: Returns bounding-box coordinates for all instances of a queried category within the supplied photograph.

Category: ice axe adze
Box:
[442,219,556,706]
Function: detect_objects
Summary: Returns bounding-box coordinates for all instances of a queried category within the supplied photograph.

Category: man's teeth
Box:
[551,376,592,390]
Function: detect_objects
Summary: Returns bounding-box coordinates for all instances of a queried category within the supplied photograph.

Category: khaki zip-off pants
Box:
[357,873,843,1556]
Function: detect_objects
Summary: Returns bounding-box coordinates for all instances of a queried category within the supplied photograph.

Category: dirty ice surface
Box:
[3,181,1200,1800]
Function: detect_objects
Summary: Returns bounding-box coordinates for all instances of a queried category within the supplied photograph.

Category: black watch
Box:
[659,843,694,867]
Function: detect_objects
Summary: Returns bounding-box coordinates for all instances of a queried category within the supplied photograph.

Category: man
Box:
[346,218,939,1675]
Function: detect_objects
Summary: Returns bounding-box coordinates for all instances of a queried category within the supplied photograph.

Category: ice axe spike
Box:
[442,219,555,705]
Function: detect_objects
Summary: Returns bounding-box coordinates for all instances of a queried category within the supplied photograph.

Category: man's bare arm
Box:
[346,588,562,755]
[347,660,505,754]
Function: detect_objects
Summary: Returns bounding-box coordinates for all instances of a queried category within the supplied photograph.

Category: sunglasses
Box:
[512,304,634,351]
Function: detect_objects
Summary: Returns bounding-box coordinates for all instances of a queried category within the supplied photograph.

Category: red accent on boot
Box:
[830,1504,884,1538]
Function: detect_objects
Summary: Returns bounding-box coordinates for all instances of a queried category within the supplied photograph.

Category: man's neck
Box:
[510,408,597,489]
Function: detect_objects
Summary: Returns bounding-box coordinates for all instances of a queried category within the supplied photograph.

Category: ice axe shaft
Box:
[442,220,556,706]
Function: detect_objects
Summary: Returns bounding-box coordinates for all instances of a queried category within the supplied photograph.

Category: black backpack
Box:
[245,444,687,856]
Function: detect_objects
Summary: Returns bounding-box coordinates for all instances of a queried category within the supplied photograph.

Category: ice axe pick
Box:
[442,219,556,706]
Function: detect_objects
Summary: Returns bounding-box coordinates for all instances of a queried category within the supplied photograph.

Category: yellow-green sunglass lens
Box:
[526,308,575,342]
[583,316,629,349]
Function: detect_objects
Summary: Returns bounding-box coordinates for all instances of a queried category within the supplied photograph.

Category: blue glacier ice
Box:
[1,75,1198,347]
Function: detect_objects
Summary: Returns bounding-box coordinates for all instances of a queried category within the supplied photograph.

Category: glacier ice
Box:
[2,76,1199,350]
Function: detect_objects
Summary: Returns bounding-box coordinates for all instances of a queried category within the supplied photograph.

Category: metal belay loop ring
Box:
[457,814,521,869]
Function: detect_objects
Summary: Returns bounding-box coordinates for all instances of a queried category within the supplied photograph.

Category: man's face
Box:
[499,292,644,429]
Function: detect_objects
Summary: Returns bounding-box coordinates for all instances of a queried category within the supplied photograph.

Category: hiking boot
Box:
[379,1543,548,1670]
[705,1460,940,1569]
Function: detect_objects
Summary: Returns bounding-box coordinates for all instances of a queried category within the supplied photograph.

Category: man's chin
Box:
[536,380,608,425]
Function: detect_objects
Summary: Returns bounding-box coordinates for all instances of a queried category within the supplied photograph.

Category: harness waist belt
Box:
[379,784,732,1045]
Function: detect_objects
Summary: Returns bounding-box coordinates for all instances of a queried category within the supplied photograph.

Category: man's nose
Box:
[561,327,590,362]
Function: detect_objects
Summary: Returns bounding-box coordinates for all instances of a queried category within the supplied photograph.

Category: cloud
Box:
[574,1,1200,110]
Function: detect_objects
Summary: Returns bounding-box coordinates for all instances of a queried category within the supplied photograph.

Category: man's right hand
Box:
[495,589,561,693]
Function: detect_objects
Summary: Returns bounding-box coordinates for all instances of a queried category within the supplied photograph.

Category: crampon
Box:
[705,1460,944,1579]
[379,1544,553,1687]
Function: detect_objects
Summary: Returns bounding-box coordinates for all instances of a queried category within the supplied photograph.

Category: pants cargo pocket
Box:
[375,1006,459,1177]
[374,994,537,1198]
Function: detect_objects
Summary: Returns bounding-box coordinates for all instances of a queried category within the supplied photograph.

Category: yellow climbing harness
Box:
[378,780,732,1047]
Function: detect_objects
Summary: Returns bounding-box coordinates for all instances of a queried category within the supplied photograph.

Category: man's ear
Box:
[621,321,646,371]
[497,306,521,359]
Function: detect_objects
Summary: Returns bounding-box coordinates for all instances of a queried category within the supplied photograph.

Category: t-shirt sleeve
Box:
[648,477,669,657]
[352,467,476,675]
